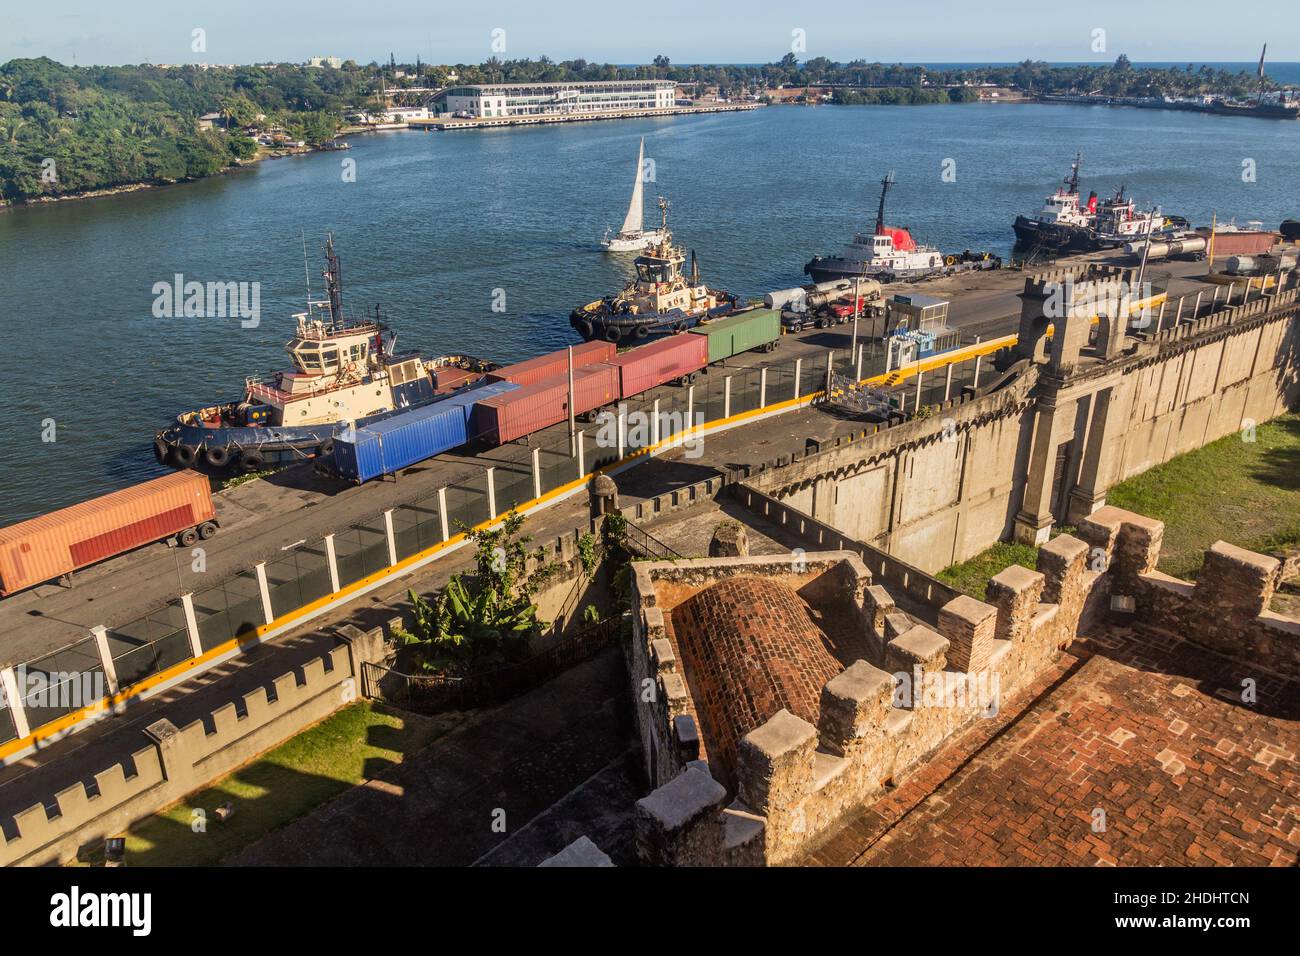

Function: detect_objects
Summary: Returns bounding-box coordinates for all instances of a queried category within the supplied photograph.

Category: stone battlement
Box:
[632,509,1299,865]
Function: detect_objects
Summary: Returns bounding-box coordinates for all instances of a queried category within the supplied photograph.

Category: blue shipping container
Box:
[333,381,519,483]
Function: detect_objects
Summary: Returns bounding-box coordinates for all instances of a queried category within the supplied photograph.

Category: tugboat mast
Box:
[1065,152,1082,195]
[323,233,345,330]
[874,171,896,235]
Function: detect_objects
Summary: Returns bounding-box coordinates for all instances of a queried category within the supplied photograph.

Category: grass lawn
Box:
[937,410,1300,597]
[78,701,447,867]
[1105,411,1300,579]
[937,541,1042,601]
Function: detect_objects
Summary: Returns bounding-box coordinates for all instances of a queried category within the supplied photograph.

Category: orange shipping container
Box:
[0,472,216,596]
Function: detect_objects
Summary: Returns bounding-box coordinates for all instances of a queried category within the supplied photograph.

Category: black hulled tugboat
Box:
[571,198,738,344]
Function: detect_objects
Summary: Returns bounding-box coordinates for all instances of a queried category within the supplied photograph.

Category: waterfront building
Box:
[436,80,676,119]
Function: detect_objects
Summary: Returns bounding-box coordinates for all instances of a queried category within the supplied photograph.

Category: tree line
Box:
[1,53,1273,202]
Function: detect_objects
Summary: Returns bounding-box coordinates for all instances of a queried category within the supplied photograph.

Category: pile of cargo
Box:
[331,309,783,485]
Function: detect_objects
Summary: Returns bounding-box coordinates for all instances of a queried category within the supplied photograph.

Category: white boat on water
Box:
[601,137,668,252]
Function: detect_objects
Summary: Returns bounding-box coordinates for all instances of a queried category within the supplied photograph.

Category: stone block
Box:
[737,709,817,815]
[817,660,894,757]
[539,835,614,867]
[1037,533,1090,604]
[1195,541,1280,619]
[886,624,950,674]
[937,594,998,672]
[709,522,750,558]
[986,564,1046,643]
[635,765,727,866]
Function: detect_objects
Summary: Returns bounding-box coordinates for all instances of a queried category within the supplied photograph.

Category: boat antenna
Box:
[301,229,312,313]
[658,196,670,232]
[875,171,895,235]
[323,232,344,329]
[1256,43,1268,106]
[1066,152,1081,195]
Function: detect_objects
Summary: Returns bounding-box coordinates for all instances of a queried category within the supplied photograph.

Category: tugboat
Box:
[155,236,495,473]
[572,198,738,343]
[1012,153,1099,251]
[600,137,669,252]
[804,172,946,284]
[1091,187,1182,247]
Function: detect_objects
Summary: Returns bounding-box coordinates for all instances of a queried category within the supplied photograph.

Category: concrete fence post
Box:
[180,593,203,658]
[382,508,398,565]
[0,667,31,740]
[944,361,953,401]
[1192,291,1203,320]
[687,384,695,432]
[438,488,450,542]
[617,406,626,460]
[652,398,661,445]
[531,447,542,499]
[759,366,768,408]
[825,349,834,396]
[324,533,341,592]
[485,468,497,521]
[794,357,803,399]
[1226,281,1236,306]
[856,344,864,381]
[577,429,586,477]
[723,375,732,419]
[254,562,274,626]
[90,625,119,697]
[914,368,924,408]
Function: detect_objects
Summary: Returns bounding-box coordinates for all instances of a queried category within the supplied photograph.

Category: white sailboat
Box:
[600,137,668,252]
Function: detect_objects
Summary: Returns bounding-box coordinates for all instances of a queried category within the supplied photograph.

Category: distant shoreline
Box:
[0,145,314,211]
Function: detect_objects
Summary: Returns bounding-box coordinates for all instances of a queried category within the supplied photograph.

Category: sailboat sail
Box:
[619,138,646,235]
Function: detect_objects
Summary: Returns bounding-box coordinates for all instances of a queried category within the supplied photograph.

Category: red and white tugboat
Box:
[804,172,946,284]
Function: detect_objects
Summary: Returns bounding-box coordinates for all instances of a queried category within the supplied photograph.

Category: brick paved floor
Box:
[804,626,1299,867]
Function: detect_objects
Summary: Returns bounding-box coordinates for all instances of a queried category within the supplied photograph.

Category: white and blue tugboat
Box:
[155,236,493,473]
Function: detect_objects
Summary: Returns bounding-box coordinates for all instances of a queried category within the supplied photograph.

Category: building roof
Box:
[669,576,843,787]
[445,79,674,92]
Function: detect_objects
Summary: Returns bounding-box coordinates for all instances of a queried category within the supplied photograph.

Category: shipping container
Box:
[432,366,477,393]
[608,333,708,397]
[333,381,520,482]
[689,308,782,364]
[486,340,616,388]
[0,472,216,597]
[1199,229,1279,258]
[473,363,619,444]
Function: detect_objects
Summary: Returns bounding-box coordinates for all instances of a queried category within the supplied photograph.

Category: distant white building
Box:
[308,56,344,69]
[437,80,675,118]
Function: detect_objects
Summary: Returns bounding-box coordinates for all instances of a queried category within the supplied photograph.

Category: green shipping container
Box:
[689,308,781,364]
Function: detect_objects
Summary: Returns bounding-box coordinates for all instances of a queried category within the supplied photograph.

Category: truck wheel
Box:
[198,521,218,540]
[179,527,200,547]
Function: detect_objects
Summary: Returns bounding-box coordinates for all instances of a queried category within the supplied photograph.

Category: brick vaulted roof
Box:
[669,576,843,787]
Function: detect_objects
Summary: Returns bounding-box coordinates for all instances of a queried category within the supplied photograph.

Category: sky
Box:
[0,0,1294,67]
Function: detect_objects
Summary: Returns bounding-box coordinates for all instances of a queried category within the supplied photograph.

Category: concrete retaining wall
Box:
[0,622,388,867]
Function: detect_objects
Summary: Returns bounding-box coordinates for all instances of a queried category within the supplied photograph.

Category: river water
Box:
[0,102,1297,522]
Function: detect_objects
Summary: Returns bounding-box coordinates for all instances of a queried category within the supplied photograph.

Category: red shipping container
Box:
[433,366,477,393]
[0,472,216,596]
[486,340,615,388]
[608,334,708,398]
[474,364,619,444]
[1198,229,1278,257]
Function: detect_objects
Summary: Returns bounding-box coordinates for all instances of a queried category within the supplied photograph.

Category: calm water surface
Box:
[0,102,1297,521]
